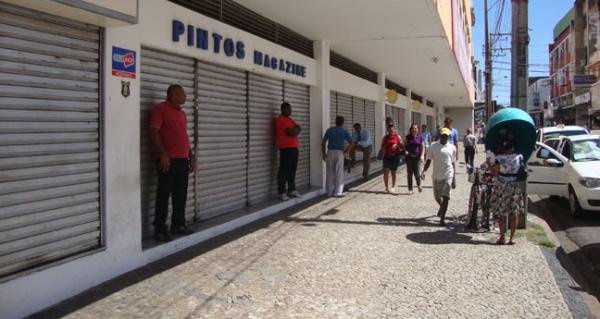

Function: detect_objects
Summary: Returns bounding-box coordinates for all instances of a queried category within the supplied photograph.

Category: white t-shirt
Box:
[426,142,456,180]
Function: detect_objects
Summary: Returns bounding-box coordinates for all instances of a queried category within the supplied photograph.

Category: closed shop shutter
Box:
[398,108,406,136]
[330,91,337,128]
[426,115,434,133]
[248,73,282,205]
[352,97,365,161]
[385,104,392,123]
[283,81,310,190]
[140,48,196,238]
[196,61,247,219]
[411,111,421,126]
[365,100,376,158]
[0,2,101,277]
[337,93,353,134]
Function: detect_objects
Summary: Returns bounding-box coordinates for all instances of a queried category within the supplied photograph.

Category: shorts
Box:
[433,178,452,203]
[383,155,400,171]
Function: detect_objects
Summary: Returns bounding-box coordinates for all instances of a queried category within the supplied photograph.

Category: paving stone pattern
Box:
[58,151,572,319]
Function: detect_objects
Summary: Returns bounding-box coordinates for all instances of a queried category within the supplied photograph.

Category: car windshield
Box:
[543,130,588,141]
[572,139,600,162]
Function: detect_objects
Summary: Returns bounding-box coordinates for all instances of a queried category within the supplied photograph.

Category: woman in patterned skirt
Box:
[489,140,525,245]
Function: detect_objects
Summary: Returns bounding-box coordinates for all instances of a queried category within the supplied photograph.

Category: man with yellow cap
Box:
[421,127,457,226]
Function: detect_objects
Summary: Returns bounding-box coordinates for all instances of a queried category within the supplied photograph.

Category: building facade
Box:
[528,77,551,127]
[0,1,474,317]
[550,8,576,124]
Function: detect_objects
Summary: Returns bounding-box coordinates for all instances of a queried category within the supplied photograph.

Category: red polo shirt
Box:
[275,114,299,149]
[149,101,190,158]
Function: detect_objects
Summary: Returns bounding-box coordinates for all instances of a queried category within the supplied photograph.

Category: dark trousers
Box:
[350,145,373,178]
[406,156,421,191]
[464,146,475,168]
[154,159,189,233]
[278,148,299,195]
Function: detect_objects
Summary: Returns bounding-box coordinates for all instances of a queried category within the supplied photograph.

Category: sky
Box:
[472,0,576,105]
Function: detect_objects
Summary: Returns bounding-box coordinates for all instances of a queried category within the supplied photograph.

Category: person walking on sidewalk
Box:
[463,127,477,172]
[380,123,404,194]
[350,123,373,180]
[443,117,460,161]
[275,102,302,201]
[149,84,195,242]
[421,124,432,153]
[322,116,354,197]
[488,140,525,245]
[405,124,425,194]
[421,128,456,226]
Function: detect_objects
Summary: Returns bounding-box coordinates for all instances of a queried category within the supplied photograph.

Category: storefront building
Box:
[0,1,474,317]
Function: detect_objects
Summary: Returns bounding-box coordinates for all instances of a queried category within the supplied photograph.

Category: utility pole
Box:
[511,0,529,109]
[485,0,492,121]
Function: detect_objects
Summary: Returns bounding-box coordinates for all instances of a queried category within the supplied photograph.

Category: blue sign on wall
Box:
[112,46,137,79]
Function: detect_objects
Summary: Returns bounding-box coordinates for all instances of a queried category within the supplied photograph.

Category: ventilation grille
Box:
[385,79,407,96]
[169,0,313,57]
[330,51,378,84]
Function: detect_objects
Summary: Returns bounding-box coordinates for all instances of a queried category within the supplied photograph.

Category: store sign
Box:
[574,75,597,87]
[574,92,590,105]
[112,46,136,79]
[592,83,600,111]
[172,20,306,78]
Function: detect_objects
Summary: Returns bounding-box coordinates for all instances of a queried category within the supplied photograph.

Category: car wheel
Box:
[568,189,584,218]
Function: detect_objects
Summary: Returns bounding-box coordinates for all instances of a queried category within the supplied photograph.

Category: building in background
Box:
[0,0,474,317]
[575,0,600,128]
[528,77,551,127]
[550,8,575,124]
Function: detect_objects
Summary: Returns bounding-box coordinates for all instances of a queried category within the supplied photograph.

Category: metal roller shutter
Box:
[140,48,196,238]
[352,97,365,161]
[337,93,353,133]
[283,81,310,190]
[411,111,421,126]
[398,108,406,136]
[385,104,392,123]
[248,73,282,205]
[330,91,337,128]
[426,115,434,132]
[196,61,248,219]
[0,2,101,277]
[365,100,376,158]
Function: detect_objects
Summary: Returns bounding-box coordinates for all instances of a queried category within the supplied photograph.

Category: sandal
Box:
[495,239,505,245]
[507,240,515,245]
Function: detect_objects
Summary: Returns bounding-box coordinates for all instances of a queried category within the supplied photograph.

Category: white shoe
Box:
[279,194,289,201]
[390,187,396,194]
[288,190,302,198]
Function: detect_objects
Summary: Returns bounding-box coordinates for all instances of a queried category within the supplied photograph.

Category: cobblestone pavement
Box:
[45,151,575,319]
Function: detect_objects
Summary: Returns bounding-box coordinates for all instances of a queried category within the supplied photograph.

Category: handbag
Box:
[377,148,384,160]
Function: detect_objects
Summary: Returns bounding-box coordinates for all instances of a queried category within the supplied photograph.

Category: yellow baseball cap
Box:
[440,127,451,136]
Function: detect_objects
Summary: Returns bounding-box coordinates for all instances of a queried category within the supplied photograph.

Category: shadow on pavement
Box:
[406,228,495,245]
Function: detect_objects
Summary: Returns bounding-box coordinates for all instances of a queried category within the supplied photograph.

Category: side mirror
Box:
[545,158,563,167]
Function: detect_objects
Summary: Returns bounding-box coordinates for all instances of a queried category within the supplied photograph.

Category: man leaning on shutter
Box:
[149,84,196,242]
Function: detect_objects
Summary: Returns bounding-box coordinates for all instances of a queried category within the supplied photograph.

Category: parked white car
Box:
[527,135,600,217]
[536,125,589,143]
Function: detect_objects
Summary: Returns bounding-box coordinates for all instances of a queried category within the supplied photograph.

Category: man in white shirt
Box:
[421,127,456,226]
[350,123,373,180]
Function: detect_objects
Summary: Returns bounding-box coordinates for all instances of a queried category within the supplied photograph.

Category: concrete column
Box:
[375,72,386,155]
[309,40,330,190]
[421,98,427,125]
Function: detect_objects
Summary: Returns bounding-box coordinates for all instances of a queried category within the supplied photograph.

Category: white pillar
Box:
[421,98,427,125]
[309,40,330,190]
[375,72,386,155]
[405,88,412,135]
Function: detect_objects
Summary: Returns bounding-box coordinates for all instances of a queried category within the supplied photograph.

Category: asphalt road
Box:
[529,195,600,305]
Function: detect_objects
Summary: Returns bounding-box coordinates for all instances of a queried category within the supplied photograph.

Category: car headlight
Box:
[578,177,600,188]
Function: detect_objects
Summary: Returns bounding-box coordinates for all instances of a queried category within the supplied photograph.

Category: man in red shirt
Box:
[149,85,195,242]
[275,102,301,200]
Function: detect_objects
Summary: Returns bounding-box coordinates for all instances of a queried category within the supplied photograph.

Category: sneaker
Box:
[287,190,302,198]
[408,190,414,195]
[333,193,345,198]
[154,231,172,242]
[279,193,290,200]
[171,226,194,235]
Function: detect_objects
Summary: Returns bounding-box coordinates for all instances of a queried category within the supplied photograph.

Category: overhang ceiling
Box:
[234,0,472,107]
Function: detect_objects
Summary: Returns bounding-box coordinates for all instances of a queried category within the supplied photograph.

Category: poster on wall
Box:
[112,46,137,79]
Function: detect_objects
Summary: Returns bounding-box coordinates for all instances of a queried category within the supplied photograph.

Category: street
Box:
[529,194,600,307]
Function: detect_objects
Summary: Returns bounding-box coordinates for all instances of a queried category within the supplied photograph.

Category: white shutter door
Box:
[0,2,101,277]
[284,81,310,190]
[330,91,337,128]
[426,115,434,132]
[352,97,365,161]
[248,73,282,205]
[337,93,353,133]
[196,61,247,220]
[365,100,376,158]
[385,104,392,123]
[398,108,406,136]
[140,48,196,238]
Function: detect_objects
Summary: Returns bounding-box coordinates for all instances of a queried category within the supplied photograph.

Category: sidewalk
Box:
[35,148,587,318]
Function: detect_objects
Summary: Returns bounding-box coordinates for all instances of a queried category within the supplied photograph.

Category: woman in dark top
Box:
[405,124,425,194]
